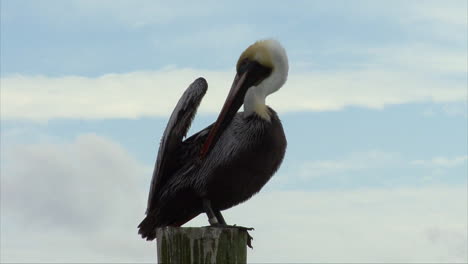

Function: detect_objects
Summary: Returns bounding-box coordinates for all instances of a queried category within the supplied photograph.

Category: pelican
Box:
[138,39,288,240]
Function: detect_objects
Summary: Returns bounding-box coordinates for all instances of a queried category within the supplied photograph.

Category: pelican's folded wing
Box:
[146,77,208,213]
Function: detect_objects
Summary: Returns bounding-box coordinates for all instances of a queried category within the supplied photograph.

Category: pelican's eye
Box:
[237,58,250,74]
[236,59,272,88]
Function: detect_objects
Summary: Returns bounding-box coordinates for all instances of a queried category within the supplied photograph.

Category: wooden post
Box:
[156,227,249,264]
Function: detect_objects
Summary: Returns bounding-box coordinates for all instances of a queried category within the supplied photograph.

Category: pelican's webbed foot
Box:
[228,225,254,248]
[202,224,254,249]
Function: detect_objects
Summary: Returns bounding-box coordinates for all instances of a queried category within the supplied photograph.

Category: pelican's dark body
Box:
[139,113,286,239]
[203,110,286,210]
[138,79,286,240]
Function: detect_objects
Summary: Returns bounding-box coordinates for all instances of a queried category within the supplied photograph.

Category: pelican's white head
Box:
[236,39,289,120]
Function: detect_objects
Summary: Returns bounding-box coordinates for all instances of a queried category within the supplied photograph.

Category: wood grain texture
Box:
[156,227,248,264]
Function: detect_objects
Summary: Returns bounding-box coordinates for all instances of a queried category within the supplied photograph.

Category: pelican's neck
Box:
[244,87,270,120]
[243,60,288,121]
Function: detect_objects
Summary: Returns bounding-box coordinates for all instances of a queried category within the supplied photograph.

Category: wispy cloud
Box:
[422,102,468,118]
[411,155,468,168]
[365,44,466,75]
[404,0,468,28]
[290,151,467,188]
[299,151,400,178]
[2,1,465,121]
[1,0,220,28]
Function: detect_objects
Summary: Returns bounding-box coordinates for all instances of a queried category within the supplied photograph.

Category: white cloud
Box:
[411,155,468,168]
[0,135,149,232]
[1,135,466,263]
[1,59,465,121]
[0,134,154,263]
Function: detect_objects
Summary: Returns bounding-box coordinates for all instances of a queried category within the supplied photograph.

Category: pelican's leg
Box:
[202,198,219,225]
[214,209,227,225]
[202,200,253,248]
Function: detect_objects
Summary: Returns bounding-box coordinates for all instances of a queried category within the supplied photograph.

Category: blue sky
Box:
[1,0,467,263]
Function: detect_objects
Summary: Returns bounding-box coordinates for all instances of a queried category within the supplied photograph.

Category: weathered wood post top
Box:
[156,227,251,264]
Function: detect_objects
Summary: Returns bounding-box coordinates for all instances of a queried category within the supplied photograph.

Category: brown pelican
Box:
[138,39,288,240]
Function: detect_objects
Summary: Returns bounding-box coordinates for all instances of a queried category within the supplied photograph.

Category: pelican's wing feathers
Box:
[146,77,208,213]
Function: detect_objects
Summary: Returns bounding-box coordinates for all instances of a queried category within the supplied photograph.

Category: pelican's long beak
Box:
[199,59,272,158]
[200,71,250,158]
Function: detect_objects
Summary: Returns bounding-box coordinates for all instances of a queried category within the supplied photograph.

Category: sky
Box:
[0,0,467,263]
